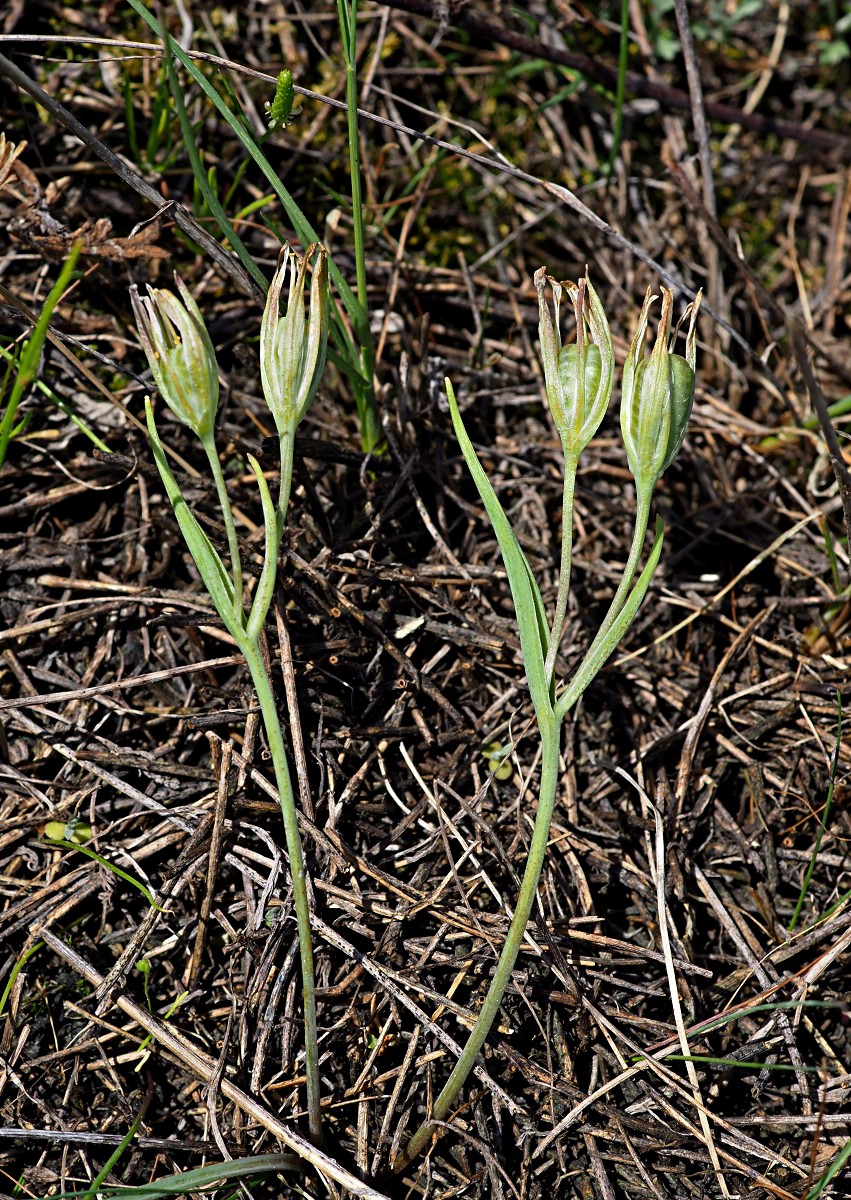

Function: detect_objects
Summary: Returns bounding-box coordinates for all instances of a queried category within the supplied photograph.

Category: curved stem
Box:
[544,448,578,684]
[393,716,562,1173]
[240,635,322,1146]
[555,489,651,716]
[200,431,243,619]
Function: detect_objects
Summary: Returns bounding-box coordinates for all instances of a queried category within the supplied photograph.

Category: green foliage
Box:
[126,0,380,452]
[813,2,851,64]
[645,0,763,59]
[0,240,83,471]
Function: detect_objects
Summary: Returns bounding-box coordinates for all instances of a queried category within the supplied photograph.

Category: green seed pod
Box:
[260,243,330,435]
[620,287,701,497]
[536,269,614,460]
[130,277,220,440]
[660,352,696,475]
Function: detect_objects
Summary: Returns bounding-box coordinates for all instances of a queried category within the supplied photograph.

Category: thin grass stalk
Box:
[159,9,266,293]
[337,0,380,452]
[605,0,631,175]
[0,240,82,471]
[394,714,562,1171]
[240,633,322,1146]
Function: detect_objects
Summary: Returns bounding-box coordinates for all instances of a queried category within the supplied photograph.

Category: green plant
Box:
[394,271,701,1172]
[645,0,763,59]
[131,243,329,1146]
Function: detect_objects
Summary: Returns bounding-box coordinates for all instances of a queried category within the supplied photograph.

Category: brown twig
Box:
[0,51,260,300]
[788,318,851,580]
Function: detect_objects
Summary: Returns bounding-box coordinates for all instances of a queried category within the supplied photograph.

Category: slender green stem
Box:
[240,634,322,1146]
[200,431,243,618]
[394,716,562,1173]
[544,449,578,683]
[160,16,266,293]
[336,0,380,452]
[0,240,82,472]
[339,0,367,315]
[277,428,295,538]
[606,0,631,176]
[568,490,650,679]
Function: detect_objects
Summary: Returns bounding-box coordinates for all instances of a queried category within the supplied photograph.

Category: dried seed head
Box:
[0,132,27,193]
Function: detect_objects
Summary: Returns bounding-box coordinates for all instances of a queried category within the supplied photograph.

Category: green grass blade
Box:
[42,839,161,909]
[125,0,365,329]
[81,1092,149,1200]
[29,1154,297,1200]
[803,1138,851,1200]
[0,240,82,471]
[158,10,266,292]
[0,940,44,1017]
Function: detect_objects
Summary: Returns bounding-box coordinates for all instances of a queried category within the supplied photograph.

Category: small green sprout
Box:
[481,739,513,781]
[43,818,93,844]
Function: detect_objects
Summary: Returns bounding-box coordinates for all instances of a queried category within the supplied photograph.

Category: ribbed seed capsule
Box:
[620,286,701,497]
[130,277,219,439]
[260,243,330,436]
[535,268,614,459]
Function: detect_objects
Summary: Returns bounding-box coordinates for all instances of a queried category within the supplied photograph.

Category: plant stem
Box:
[577,492,650,667]
[337,0,380,452]
[605,0,630,176]
[393,715,562,1173]
[544,449,578,683]
[240,634,322,1146]
[200,432,243,618]
[277,429,295,537]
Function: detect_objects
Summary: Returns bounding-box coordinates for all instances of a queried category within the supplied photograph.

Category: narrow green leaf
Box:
[30,1154,297,1200]
[159,12,266,292]
[145,400,242,638]
[445,379,552,719]
[803,1138,851,1200]
[245,453,280,643]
